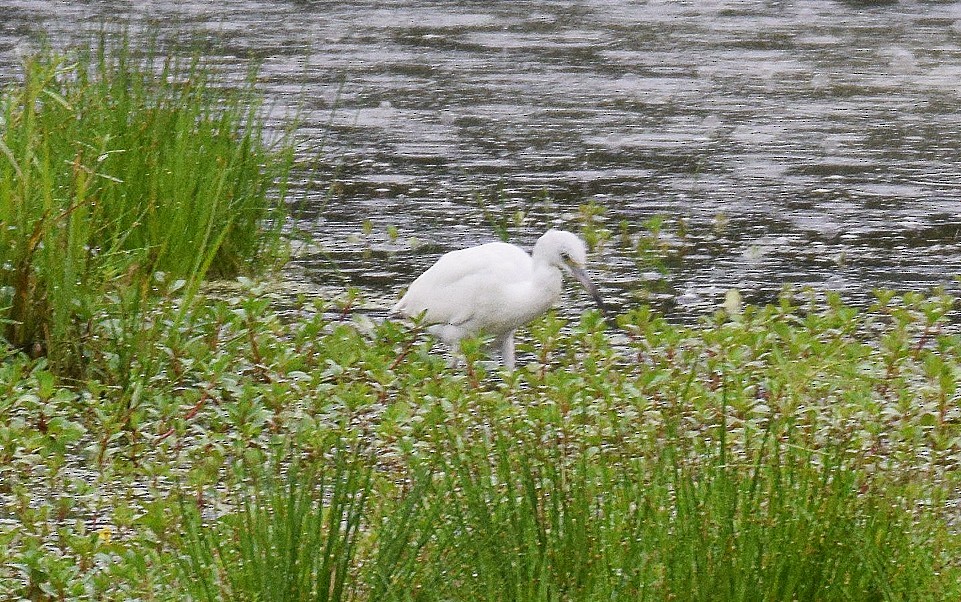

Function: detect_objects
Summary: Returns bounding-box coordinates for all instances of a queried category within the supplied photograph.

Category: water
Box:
[3,0,961,317]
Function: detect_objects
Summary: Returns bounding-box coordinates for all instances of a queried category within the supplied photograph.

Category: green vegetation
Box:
[1,37,959,602]
[1,287,959,600]
[0,36,293,377]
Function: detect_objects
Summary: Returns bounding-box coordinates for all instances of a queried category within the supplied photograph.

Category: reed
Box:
[177,450,369,602]
[416,415,942,601]
[0,35,294,376]
[175,444,441,602]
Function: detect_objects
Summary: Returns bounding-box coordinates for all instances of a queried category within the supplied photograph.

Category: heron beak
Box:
[568,263,609,319]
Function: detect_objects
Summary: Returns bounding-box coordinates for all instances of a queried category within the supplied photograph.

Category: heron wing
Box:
[394,242,532,326]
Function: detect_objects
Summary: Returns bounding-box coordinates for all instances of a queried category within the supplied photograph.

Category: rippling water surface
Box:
[3,0,961,317]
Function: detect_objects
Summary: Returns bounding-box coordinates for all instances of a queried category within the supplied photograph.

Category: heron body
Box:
[393,229,604,370]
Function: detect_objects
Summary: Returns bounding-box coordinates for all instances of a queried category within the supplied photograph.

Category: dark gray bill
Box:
[569,265,610,320]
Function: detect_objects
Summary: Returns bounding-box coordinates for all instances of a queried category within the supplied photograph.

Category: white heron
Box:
[392,229,606,370]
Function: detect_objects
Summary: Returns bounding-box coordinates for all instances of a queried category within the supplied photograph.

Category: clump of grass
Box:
[177,450,371,602]
[174,443,439,602]
[657,434,943,600]
[0,34,294,375]
[419,413,946,601]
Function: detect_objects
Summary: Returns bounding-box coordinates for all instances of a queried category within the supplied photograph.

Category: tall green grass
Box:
[0,35,294,376]
[173,416,951,601]
[177,452,370,602]
[175,445,440,602]
[421,417,944,601]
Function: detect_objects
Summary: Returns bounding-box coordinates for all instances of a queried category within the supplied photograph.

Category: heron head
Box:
[534,230,607,316]
[534,230,587,269]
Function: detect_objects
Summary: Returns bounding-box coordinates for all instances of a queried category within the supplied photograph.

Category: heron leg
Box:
[498,332,516,371]
[428,324,464,367]
[448,345,462,368]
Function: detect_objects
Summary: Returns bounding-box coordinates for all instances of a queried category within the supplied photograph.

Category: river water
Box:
[3,0,961,318]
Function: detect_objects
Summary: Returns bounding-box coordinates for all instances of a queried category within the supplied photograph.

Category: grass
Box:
[177,448,373,602]
[424,418,944,601]
[0,34,294,377]
[169,382,954,601]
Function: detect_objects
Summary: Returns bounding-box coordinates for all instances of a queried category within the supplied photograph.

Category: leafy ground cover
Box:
[1,286,959,600]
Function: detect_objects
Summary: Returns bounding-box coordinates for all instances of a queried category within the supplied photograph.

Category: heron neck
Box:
[531,245,559,268]
[532,261,564,297]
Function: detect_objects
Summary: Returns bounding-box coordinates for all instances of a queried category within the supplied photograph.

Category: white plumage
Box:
[393,229,605,369]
